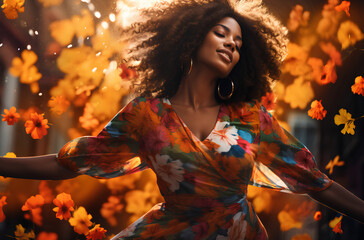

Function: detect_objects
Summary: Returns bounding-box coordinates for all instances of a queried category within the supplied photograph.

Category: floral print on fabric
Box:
[57,97,332,239]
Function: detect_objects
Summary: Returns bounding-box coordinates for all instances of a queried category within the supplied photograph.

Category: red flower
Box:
[335,1,350,16]
[25,113,49,139]
[320,60,337,85]
[261,91,276,111]
[119,63,137,80]
[333,221,343,234]
[1,107,20,125]
[308,100,327,120]
[0,196,7,222]
[351,76,364,96]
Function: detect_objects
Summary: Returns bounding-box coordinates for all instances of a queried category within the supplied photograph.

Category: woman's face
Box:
[195,17,242,78]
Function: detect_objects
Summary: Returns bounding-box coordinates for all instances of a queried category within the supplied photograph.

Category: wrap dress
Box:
[57,97,333,239]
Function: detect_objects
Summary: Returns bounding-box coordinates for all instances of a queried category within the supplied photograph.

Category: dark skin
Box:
[0,17,364,225]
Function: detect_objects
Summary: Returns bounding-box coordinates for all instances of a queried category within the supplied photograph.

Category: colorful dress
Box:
[57,97,333,240]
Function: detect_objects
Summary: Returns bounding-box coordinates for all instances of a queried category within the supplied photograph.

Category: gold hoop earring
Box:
[187,58,193,75]
[218,78,234,100]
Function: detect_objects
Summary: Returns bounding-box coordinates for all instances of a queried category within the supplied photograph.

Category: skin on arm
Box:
[0,154,79,180]
[308,181,364,224]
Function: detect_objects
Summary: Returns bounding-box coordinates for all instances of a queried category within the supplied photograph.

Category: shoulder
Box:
[120,96,165,116]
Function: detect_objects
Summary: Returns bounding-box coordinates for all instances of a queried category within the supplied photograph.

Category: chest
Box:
[171,105,220,142]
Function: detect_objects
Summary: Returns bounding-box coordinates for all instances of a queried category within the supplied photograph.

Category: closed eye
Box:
[214,31,224,37]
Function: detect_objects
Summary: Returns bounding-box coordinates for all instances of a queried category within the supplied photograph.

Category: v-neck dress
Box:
[57,97,333,240]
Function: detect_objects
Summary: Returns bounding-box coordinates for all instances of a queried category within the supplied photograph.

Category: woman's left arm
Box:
[308,181,364,224]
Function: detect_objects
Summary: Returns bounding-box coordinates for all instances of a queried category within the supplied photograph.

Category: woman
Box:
[1,0,364,239]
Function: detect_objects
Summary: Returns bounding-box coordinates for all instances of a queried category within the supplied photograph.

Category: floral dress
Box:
[57,97,333,240]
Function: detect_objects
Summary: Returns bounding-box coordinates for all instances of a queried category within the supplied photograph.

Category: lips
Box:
[216,49,233,63]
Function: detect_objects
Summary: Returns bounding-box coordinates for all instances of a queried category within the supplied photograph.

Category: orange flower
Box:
[277,210,303,231]
[38,0,63,7]
[69,207,93,234]
[52,193,75,220]
[39,180,54,204]
[2,107,20,125]
[48,96,70,116]
[351,76,364,96]
[24,207,43,226]
[334,109,355,135]
[307,57,324,83]
[325,155,344,175]
[36,232,58,240]
[291,233,312,240]
[320,42,342,66]
[0,196,7,222]
[100,196,124,226]
[313,211,322,221]
[79,103,100,131]
[21,194,45,211]
[22,194,45,226]
[261,91,276,111]
[308,100,327,120]
[320,60,337,85]
[85,224,107,240]
[25,113,49,139]
[335,1,350,16]
[1,0,24,19]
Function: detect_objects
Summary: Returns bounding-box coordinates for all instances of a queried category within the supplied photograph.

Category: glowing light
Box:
[109,13,116,22]
[116,0,173,28]
[38,92,43,96]
[101,21,109,29]
[94,11,101,18]
[29,29,34,36]
[35,30,39,35]
[81,0,90,3]
[96,52,101,56]
[17,48,20,51]
[88,3,95,11]
[0,43,3,47]
[92,67,97,72]
[27,45,31,50]
[67,44,73,48]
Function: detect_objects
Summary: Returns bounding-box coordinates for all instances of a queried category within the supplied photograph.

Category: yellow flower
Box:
[284,77,314,109]
[337,21,364,49]
[1,0,24,19]
[69,207,93,235]
[3,152,16,158]
[325,155,344,175]
[49,19,75,46]
[9,50,42,93]
[14,224,35,240]
[72,9,95,38]
[334,108,355,135]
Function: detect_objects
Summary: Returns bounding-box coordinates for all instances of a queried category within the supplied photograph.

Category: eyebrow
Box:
[216,24,242,41]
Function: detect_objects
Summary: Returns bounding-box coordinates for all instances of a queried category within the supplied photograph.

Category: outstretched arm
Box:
[0,154,79,180]
[308,181,364,224]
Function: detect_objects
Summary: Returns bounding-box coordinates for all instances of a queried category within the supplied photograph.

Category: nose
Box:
[224,39,236,52]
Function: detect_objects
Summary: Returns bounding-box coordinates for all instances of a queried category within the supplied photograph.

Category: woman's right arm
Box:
[0,154,79,180]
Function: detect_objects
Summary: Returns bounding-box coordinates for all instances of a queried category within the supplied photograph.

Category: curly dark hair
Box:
[121,0,288,103]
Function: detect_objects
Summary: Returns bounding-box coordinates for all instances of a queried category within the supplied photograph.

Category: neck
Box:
[170,62,219,110]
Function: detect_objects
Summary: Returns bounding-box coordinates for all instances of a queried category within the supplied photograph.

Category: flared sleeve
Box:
[250,103,333,194]
[57,97,149,178]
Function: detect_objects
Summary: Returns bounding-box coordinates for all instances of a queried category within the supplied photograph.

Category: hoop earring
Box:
[218,78,234,100]
[187,58,193,75]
